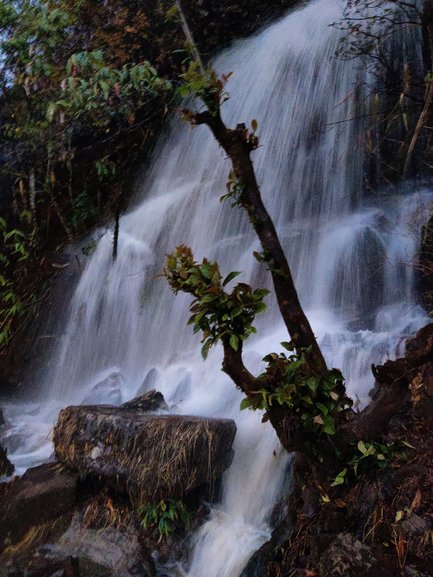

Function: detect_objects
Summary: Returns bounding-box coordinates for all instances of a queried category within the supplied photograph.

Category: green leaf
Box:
[240,397,253,410]
[358,440,367,456]
[315,402,329,416]
[199,263,213,280]
[401,440,416,450]
[200,294,218,304]
[253,251,265,262]
[281,341,295,351]
[222,271,241,286]
[201,338,213,359]
[306,377,319,393]
[231,307,243,318]
[322,414,335,435]
[229,334,239,352]
[330,468,347,487]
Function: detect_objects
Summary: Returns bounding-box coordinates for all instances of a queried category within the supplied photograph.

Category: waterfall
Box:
[1,0,430,576]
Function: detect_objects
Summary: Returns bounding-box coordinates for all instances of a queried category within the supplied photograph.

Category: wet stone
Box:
[121,389,168,412]
[0,462,78,549]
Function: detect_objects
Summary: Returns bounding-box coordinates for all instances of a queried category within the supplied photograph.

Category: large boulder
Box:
[53,406,236,504]
[0,463,78,550]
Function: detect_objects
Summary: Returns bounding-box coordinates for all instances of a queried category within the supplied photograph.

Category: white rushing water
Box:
[1,0,430,575]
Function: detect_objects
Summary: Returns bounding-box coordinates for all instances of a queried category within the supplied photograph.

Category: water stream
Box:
[1,1,431,576]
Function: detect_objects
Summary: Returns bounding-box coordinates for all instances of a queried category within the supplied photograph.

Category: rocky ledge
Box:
[0,390,237,577]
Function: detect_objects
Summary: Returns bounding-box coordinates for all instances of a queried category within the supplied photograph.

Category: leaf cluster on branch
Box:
[164,245,268,359]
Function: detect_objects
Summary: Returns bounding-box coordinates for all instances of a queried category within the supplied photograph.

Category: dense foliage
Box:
[0,0,176,351]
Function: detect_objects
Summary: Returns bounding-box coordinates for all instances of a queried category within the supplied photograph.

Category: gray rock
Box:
[169,373,192,407]
[405,565,431,577]
[57,514,154,577]
[121,389,168,412]
[0,433,24,454]
[0,555,82,577]
[318,533,376,577]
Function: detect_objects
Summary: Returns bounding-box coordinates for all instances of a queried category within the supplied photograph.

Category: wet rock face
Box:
[405,322,433,366]
[0,492,156,577]
[136,368,159,397]
[54,406,237,504]
[2,556,79,577]
[0,463,78,550]
[57,512,155,577]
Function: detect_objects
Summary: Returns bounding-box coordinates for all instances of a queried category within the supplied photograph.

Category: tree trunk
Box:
[192,109,328,377]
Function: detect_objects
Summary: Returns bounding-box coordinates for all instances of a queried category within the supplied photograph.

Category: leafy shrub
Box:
[240,343,352,437]
[137,499,190,540]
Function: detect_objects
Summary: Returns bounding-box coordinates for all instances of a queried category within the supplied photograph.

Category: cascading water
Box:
[1,0,431,576]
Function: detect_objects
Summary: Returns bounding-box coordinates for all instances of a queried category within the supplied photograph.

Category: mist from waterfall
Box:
[2,1,430,576]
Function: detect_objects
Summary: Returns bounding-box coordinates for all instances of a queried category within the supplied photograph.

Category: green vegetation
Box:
[0,0,171,242]
[0,217,32,347]
[240,346,351,439]
[165,241,358,465]
[137,499,190,540]
[0,0,172,351]
[164,245,268,359]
